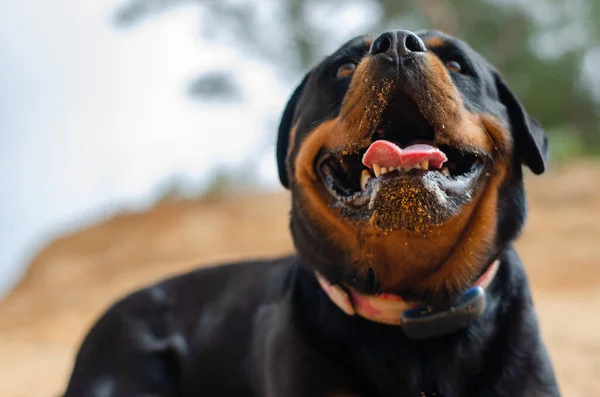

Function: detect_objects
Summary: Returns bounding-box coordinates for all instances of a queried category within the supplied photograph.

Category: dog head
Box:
[277,30,548,300]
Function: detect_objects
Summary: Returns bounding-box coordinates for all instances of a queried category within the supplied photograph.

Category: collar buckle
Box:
[401,286,486,340]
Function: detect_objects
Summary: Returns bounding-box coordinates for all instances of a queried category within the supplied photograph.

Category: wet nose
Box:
[369,30,427,61]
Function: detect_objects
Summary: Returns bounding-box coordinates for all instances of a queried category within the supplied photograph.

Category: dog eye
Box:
[445,60,462,73]
[336,62,357,79]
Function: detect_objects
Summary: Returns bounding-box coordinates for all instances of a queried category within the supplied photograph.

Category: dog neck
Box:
[315,259,500,339]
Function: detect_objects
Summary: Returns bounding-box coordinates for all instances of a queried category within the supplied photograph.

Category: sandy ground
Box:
[1,161,599,396]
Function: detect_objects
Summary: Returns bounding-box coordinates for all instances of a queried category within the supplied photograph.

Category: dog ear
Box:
[276,73,310,189]
[494,72,549,175]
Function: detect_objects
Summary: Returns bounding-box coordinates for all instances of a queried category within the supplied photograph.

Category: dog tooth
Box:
[414,163,421,170]
[381,167,388,174]
[441,167,450,177]
[420,160,429,170]
[361,170,371,189]
[373,163,382,177]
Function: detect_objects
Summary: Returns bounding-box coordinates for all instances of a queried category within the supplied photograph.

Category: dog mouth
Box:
[318,141,483,200]
[316,113,486,226]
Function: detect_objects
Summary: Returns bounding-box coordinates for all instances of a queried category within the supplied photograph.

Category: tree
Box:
[114,0,600,156]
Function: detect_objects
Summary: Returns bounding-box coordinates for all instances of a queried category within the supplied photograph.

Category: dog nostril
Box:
[370,34,392,56]
[404,33,426,53]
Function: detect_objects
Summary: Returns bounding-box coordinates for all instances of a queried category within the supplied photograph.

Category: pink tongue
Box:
[362,140,447,170]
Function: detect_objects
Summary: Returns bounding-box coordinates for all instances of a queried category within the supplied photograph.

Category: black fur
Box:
[63,30,559,397]
[494,73,549,174]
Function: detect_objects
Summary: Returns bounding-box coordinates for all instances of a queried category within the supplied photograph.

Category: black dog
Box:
[63,30,560,396]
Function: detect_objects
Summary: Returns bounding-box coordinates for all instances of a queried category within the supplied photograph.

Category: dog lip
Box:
[347,167,482,207]
[428,161,485,195]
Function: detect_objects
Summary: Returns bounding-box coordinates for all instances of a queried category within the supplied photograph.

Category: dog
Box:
[63,30,560,396]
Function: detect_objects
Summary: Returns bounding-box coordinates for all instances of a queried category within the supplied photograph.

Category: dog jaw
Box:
[293,116,510,296]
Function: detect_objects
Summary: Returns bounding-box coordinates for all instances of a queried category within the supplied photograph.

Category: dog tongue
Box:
[362,140,447,169]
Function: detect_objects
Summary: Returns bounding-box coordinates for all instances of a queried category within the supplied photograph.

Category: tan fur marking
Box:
[384,113,513,294]
[424,36,445,49]
[292,56,402,266]
[336,58,394,152]
[294,120,362,257]
[287,123,299,159]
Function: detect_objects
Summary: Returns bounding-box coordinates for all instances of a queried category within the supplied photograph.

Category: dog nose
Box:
[369,30,427,60]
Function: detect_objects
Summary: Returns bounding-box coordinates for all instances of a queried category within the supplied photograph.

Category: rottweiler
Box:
[63,30,560,396]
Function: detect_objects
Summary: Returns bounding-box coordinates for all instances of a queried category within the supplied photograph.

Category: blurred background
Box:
[1,0,599,395]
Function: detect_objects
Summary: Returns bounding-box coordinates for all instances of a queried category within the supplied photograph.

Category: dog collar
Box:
[315,259,500,340]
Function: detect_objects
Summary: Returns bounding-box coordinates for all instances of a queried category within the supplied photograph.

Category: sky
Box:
[0,0,291,298]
